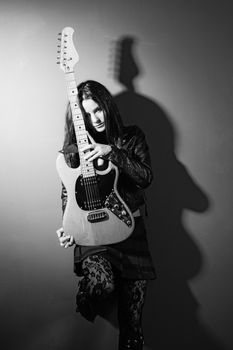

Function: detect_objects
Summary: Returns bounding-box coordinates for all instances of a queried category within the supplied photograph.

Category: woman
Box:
[56,80,156,350]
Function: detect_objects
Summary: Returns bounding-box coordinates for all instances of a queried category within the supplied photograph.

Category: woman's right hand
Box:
[56,227,75,248]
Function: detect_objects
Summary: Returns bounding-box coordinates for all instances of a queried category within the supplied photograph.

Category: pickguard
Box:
[75,169,115,210]
[75,167,133,227]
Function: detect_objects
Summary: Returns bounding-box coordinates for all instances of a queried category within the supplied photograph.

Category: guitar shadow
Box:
[94,35,227,350]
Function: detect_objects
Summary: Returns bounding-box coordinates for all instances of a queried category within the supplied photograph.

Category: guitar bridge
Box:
[87,210,109,223]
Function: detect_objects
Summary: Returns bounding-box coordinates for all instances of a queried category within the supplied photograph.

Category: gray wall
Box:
[0,0,232,349]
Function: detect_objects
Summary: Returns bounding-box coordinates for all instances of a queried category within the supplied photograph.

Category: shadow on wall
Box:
[107,35,227,350]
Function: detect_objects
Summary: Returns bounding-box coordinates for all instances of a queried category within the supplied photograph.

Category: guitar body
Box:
[56,153,135,245]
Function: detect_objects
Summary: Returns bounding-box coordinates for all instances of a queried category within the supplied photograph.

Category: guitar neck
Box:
[65,72,95,178]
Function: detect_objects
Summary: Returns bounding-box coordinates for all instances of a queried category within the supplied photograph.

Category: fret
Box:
[82,170,95,178]
[72,106,81,113]
[77,134,87,140]
[73,112,83,120]
[66,80,76,88]
[77,139,88,145]
[73,123,84,130]
[73,119,84,126]
[80,157,94,168]
[74,124,85,131]
[73,115,84,121]
[65,72,76,81]
[67,87,78,97]
[74,127,85,133]
[81,160,89,167]
[75,132,86,138]
[73,117,82,124]
[78,144,88,152]
[82,163,93,169]
[71,102,79,109]
[69,95,77,103]
[75,130,86,136]
[81,164,93,170]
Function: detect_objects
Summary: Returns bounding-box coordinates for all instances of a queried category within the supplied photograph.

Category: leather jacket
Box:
[61,125,153,214]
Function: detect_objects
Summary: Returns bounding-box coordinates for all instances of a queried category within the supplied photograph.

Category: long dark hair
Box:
[63,80,123,151]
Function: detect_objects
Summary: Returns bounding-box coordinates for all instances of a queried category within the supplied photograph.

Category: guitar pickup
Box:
[87,210,109,223]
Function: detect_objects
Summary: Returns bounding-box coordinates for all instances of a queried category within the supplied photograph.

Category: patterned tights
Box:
[76,254,147,350]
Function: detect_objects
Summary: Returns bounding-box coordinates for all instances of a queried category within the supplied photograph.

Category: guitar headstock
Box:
[56,27,79,73]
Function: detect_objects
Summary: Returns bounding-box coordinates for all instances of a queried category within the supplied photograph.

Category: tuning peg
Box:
[56,61,60,64]
[58,32,62,35]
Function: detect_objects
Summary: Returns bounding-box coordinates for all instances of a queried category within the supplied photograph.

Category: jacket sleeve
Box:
[104,127,153,189]
[61,182,68,214]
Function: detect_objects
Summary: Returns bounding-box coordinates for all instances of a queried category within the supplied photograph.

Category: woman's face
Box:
[82,98,105,132]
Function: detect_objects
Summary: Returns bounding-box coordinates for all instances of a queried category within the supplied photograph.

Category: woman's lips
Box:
[94,123,104,128]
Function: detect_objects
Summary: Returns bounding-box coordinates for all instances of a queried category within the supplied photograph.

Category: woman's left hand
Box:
[56,227,75,248]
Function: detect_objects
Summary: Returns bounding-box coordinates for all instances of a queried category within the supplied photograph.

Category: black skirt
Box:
[73,216,157,280]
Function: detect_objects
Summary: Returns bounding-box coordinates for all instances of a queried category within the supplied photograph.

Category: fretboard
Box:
[65,72,95,178]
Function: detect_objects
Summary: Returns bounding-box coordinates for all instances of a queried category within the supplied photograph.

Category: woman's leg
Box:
[76,254,115,322]
[117,279,148,350]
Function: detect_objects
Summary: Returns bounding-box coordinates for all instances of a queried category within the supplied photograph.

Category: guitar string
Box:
[81,134,95,210]
[83,145,102,210]
[86,178,93,210]
[82,177,88,209]
[71,92,93,211]
[88,176,97,210]
[93,178,99,208]
[89,175,99,209]
[91,163,103,209]
[87,171,101,210]
[91,176,100,209]
[80,148,93,210]
[80,150,104,210]
[71,99,101,211]
[79,139,95,210]
[84,148,100,210]
[87,177,93,210]
[85,176,92,210]
[70,78,100,211]
[94,176,102,209]
[88,177,94,209]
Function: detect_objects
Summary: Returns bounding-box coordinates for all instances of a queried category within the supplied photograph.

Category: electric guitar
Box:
[56,27,134,245]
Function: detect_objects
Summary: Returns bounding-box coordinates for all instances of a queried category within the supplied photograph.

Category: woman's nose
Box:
[91,113,99,122]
